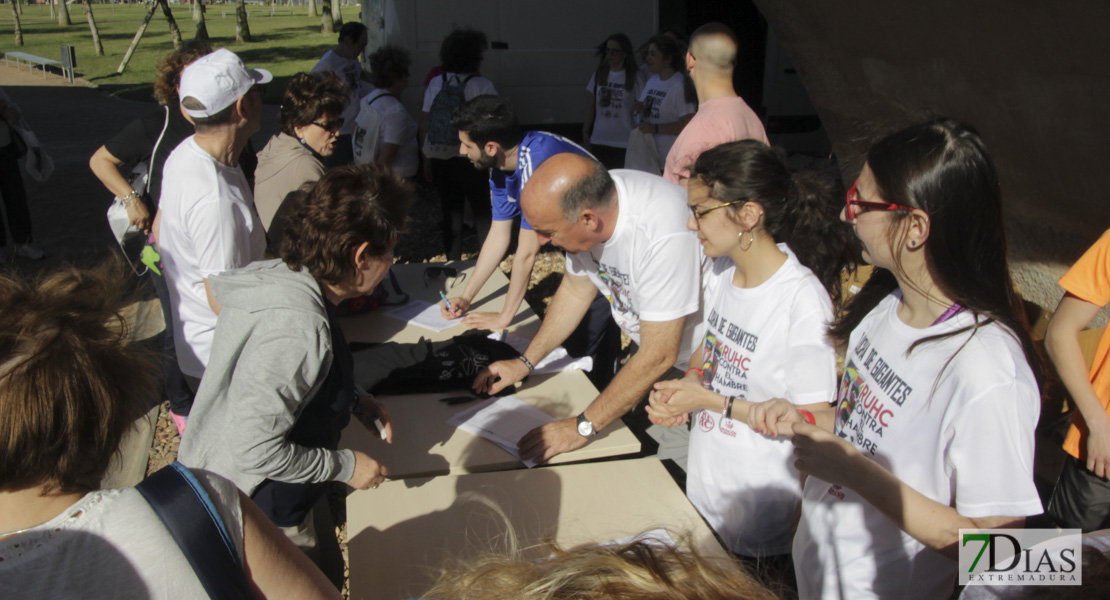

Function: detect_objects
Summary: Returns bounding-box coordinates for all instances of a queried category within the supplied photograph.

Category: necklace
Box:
[0,524,42,539]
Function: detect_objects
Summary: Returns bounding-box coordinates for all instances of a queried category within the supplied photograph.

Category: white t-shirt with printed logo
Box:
[794,291,1043,600]
[637,73,696,163]
[586,68,648,148]
[686,249,837,557]
[565,169,705,369]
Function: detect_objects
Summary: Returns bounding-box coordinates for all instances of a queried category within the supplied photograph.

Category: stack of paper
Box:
[446,396,556,468]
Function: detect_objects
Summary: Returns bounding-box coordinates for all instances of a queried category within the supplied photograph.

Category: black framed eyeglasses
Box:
[311,117,344,133]
[689,200,746,224]
[423,266,462,288]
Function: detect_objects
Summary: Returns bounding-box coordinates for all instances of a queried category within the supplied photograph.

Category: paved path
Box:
[0,64,279,275]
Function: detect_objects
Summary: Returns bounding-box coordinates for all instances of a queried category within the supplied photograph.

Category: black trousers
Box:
[0,142,33,245]
[429,155,491,260]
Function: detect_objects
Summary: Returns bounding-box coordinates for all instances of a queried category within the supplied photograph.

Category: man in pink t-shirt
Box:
[663,23,768,186]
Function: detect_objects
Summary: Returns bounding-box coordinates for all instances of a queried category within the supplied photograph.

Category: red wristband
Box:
[685,368,704,380]
[797,409,816,426]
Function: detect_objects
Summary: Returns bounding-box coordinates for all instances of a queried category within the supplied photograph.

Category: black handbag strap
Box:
[135,462,250,600]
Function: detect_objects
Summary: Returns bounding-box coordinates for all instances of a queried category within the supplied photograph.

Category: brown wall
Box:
[754,1,1110,256]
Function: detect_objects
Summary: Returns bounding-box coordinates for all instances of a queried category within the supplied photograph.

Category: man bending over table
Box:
[474,153,705,463]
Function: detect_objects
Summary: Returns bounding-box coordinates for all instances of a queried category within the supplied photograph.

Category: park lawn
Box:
[0,3,349,102]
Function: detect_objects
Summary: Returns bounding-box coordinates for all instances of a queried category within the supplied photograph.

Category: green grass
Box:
[0,3,347,103]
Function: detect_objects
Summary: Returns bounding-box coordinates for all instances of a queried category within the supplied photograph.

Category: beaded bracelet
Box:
[121,190,140,208]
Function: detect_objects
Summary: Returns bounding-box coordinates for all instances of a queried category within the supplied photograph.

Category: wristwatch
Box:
[576,412,596,439]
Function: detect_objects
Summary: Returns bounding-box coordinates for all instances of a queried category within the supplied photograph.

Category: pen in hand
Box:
[439,290,454,315]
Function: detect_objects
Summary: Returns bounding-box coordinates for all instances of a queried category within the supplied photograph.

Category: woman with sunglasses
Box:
[646,140,857,565]
[255,72,348,232]
[748,119,1044,599]
[582,33,646,170]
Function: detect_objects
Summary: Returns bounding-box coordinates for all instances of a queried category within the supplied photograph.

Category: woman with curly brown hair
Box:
[353,44,418,177]
[178,163,410,573]
[254,71,348,231]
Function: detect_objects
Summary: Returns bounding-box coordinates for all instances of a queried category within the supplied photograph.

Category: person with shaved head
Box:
[663,23,768,186]
[473,153,705,465]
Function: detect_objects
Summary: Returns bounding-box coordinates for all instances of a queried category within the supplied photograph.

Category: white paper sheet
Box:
[488,331,594,374]
[383,300,456,332]
[446,396,556,468]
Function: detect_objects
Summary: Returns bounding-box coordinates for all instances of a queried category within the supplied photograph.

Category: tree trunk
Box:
[157,0,183,49]
[118,1,159,74]
[82,0,104,56]
[307,0,317,18]
[235,0,252,43]
[57,0,71,26]
[10,0,23,46]
[193,0,208,42]
[333,0,342,27]
[15,0,21,17]
[49,0,56,20]
[320,0,334,34]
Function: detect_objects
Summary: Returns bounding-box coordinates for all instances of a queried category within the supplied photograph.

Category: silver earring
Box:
[738,229,755,251]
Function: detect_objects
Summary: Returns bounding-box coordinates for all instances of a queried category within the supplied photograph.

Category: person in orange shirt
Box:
[1047,228,1110,531]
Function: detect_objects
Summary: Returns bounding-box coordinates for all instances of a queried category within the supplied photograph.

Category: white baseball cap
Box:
[179,48,273,118]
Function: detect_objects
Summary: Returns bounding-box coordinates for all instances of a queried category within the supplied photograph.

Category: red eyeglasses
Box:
[845,179,917,219]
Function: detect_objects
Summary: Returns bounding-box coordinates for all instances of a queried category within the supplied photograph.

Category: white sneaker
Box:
[15,244,45,260]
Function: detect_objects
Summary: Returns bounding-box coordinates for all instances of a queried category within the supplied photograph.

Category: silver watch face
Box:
[577,417,594,437]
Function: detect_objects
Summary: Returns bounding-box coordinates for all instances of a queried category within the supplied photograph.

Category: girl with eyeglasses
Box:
[748,119,1044,599]
[582,33,647,170]
[254,72,348,232]
[646,139,857,565]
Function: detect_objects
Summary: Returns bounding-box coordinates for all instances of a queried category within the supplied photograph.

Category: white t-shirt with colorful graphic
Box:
[794,291,1043,600]
[586,68,648,148]
[687,249,837,557]
[565,169,704,369]
[638,73,696,162]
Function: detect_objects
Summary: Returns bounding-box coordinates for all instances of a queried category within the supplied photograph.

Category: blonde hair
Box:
[421,535,781,600]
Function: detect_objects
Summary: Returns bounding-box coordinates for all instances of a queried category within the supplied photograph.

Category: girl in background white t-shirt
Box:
[631,34,696,168]
[583,33,647,170]
[747,119,1045,600]
[646,141,858,560]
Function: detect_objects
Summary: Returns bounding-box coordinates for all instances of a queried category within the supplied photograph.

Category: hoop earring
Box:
[738,229,755,251]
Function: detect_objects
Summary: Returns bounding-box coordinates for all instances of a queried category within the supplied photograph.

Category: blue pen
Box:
[439,290,453,314]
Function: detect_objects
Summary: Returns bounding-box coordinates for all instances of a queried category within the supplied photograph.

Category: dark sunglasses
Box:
[423,266,462,288]
[311,117,344,133]
[845,179,917,219]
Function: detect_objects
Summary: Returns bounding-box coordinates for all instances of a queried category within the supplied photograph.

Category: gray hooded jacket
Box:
[177,259,355,495]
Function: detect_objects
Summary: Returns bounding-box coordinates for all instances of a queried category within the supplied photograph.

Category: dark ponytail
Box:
[691,140,859,303]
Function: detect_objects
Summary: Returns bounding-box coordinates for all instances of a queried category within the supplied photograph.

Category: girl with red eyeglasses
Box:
[749,119,1044,599]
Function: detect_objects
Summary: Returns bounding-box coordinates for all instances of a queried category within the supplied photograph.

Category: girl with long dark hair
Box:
[582,33,646,169]
[631,34,697,169]
[748,119,1044,599]
[646,139,857,560]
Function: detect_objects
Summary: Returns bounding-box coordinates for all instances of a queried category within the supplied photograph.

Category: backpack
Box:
[422,73,474,159]
[351,91,395,165]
